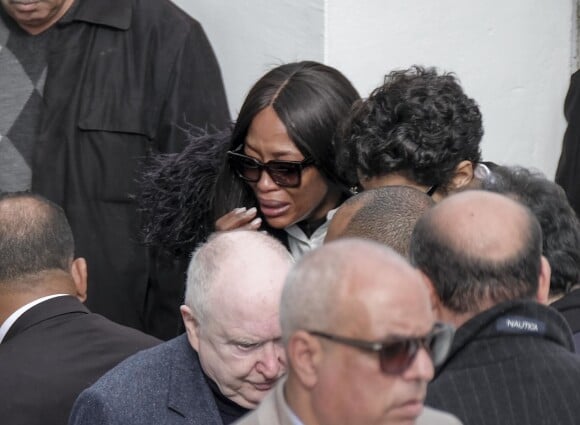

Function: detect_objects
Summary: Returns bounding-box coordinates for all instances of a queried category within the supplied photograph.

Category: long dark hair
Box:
[138,62,359,255]
[213,61,360,219]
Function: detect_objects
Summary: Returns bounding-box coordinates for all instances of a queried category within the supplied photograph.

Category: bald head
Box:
[324,191,376,243]
[184,230,293,323]
[328,186,434,257]
[0,192,74,285]
[410,191,543,314]
[281,238,430,343]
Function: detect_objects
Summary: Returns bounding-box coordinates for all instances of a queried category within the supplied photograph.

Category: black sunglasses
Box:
[227,146,315,188]
[426,184,438,197]
[308,322,454,374]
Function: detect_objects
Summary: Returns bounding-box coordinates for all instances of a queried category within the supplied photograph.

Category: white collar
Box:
[284,208,338,260]
[0,294,69,343]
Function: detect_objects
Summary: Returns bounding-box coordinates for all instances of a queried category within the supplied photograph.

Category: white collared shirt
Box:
[0,294,68,343]
[285,208,338,260]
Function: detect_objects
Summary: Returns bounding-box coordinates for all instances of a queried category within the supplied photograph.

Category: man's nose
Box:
[256,342,286,379]
[404,346,435,382]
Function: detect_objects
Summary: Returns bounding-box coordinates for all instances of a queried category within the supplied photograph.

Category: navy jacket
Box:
[69,334,222,425]
[426,300,580,425]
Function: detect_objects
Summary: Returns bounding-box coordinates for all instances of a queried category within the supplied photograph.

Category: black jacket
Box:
[556,70,580,217]
[24,0,230,337]
[70,335,223,425]
[552,290,580,351]
[426,300,580,425]
[0,296,160,425]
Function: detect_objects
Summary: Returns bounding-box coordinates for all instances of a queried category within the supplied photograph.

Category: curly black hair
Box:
[337,66,483,189]
[481,165,580,295]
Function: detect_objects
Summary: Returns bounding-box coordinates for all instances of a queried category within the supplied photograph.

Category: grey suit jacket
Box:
[69,334,222,425]
[234,378,462,425]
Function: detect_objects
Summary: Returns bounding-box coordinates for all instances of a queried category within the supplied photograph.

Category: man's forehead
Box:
[207,309,281,343]
[336,257,433,337]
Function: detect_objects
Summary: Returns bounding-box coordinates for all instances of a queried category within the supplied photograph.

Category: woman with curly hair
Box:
[337,66,485,200]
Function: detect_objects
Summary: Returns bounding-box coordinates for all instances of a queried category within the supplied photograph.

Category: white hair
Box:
[184,230,293,324]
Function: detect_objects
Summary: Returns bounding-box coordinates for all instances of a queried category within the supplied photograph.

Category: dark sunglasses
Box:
[308,321,454,374]
[426,184,438,197]
[227,146,314,188]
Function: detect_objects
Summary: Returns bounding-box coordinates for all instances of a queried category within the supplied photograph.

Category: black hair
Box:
[0,192,74,282]
[138,62,359,254]
[213,61,360,219]
[343,186,434,257]
[410,200,542,314]
[481,165,580,296]
[338,65,483,189]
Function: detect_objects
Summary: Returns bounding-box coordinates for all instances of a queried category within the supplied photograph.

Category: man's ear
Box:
[536,256,551,305]
[180,305,202,351]
[287,330,323,389]
[449,160,475,191]
[70,258,88,303]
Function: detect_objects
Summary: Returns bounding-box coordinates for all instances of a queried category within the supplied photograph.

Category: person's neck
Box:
[437,306,477,330]
[0,271,75,325]
[18,0,76,35]
[284,374,320,425]
[296,188,343,237]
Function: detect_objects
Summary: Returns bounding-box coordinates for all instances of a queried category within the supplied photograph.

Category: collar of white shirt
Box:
[285,207,338,260]
[0,294,69,343]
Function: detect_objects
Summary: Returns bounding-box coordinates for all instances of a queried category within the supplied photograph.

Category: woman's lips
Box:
[258,200,290,219]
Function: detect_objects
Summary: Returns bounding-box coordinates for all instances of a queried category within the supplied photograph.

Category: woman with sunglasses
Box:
[213,61,360,257]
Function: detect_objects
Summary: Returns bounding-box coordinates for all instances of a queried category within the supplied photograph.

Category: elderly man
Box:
[235,239,461,425]
[410,191,580,425]
[0,193,159,425]
[325,186,434,257]
[69,230,292,424]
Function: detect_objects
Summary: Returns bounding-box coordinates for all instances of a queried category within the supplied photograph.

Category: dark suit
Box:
[426,300,580,425]
[0,296,160,425]
[556,70,580,217]
[69,334,223,425]
[552,289,580,352]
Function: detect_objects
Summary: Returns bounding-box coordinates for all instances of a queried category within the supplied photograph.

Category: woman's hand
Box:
[215,207,262,231]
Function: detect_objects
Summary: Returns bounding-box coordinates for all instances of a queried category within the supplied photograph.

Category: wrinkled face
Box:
[1,0,75,34]
[243,106,338,229]
[312,259,436,425]
[185,253,290,409]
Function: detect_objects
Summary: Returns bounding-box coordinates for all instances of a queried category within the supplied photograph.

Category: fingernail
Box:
[234,207,246,213]
[246,207,257,215]
[250,217,262,226]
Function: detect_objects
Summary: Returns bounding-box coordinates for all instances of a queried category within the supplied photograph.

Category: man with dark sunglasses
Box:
[235,238,461,425]
[410,191,580,425]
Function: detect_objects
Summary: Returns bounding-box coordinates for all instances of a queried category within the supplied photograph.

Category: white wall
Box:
[174,0,324,117]
[174,0,574,177]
